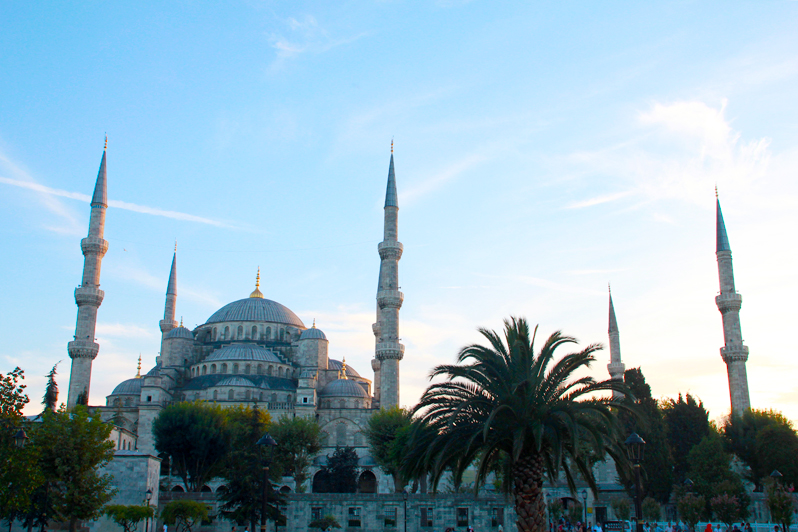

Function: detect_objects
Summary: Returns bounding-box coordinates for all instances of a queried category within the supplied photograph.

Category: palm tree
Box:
[410,317,633,532]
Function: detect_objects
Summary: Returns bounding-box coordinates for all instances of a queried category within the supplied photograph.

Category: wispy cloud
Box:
[268,15,368,66]
[96,322,157,339]
[401,153,486,205]
[0,176,231,227]
[566,190,634,209]
[111,264,224,309]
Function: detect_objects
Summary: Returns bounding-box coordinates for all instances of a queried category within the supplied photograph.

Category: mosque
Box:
[65,142,406,492]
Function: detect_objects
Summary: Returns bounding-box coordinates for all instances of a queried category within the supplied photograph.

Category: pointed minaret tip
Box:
[384,146,398,208]
[608,290,619,334]
[716,194,731,252]
[166,251,178,296]
[250,267,264,298]
[91,145,108,207]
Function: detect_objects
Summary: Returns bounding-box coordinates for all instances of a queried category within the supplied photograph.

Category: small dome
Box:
[111,378,142,396]
[205,298,304,328]
[300,327,327,340]
[205,344,283,363]
[216,376,255,387]
[328,359,360,378]
[165,326,194,340]
[319,379,369,398]
[145,365,161,377]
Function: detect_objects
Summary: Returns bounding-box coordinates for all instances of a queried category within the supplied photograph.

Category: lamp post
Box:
[625,433,646,532]
[581,489,588,525]
[257,433,278,532]
[402,490,409,532]
[13,428,28,448]
[145,488,153,532]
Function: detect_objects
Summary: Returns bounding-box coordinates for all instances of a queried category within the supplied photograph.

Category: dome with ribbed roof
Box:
[300,327,327,340]
[165,326,194,340]
[205,344,283,363]
[319,379,369,398]
[216,376,255,387]
[111,378,142,396]
[205,297,305,328]
[328,359,360,378]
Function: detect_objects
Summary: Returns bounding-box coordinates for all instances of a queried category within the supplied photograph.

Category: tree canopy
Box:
[313,446,360,493]
[161,500,208,532]
[363,406,412,492]
[105,504,155,532]
[270,415,321,492]
[662,393,711,484]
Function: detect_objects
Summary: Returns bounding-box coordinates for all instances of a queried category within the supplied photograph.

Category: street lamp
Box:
[257,433,278,532]
[145,488,153,532]
[624,433,646,532]
[13,428,28,448]
[581,489,588,525]
[402,490,409,532]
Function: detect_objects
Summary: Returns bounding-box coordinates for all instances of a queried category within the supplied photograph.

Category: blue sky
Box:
[2,2,797,422]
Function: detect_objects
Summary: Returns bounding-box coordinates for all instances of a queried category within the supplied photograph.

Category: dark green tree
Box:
[642,497,661,521]
[765,479,796,532]
[34,405,116,532]
[676,493,705,532]
[661,394,710,484]
[710,493,740,531]
[686,433,749,518]
[105,505,155,532]
[153,401,231,491]
[41,363,59,413]
[270,416,321,493]
[161,500,208,532]
[218,405,282,531]
[309,515,342,531]
[615,368,674,502]
[610,498,631,521]
[314,447,360,493]
[410,317,631,532]
[363,406,412,492]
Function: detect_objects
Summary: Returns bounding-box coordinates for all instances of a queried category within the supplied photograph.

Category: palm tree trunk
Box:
[513,453,546,532]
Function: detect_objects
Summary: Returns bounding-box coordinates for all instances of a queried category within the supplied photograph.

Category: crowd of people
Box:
[550,519,784,532]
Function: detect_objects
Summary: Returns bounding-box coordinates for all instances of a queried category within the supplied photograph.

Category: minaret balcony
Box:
[160,319,178,334]
[74,286,105,307]
[378,241,403,260]
[377,290,403,309]
[68,339,100,360]
[81,236,109,256]
[607,362,625,375]
[372,322,381,337]
[715,292,742,312]
[376,341,405,360]
[720,345,749,363]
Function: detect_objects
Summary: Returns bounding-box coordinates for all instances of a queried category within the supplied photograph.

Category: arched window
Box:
[252,326,258,339]
[354,432,364,446]
[353,400,360,409]
[245,364,251,375]
[320,432,329,446]
[245,390,251,401]
[358,471,377,494]
[223,326,230,340]
[259,392,264,401]
[212,327,217,341]
[271,393,277,403]
[210,364,216,374]
[233,363,239,374]
[202,365,207,375]
[257,364,264,375]
[113,398,121,407]
[228,389,235,400]
[124,398,132,407]
[237,325,244,339]
[336,423,346,446]
[278,367,283,377]
[279,328,284,341]
[339,400,346,409]
[221,363,227,374]
[201,485,212,493]
[172,485,184,493]
[286,394,292,403]
[213,390,218,401]
[266,326,271,339]
[268,365,273,376]
[191,368,195,377]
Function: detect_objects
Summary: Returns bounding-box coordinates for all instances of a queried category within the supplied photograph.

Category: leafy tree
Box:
[0,367,29,417]
[642,497,661,521]
[161,500,208,532]
[363,406,412,492]
[270,416,321,492]
[218,405,282,531]
[309,515,342,531]
[686,434,749,519]
[410,317,631,532]
[677,493,705,532]
[710,494,740,531]
[765,479,796,532]
[723,409,798,490]
[314,447,360,493]
[662,394,710,484]
[42,363,59,413]
[105,504,155,532]
[153,401,231,491]
[34,405,116,532]
[611,498,631,521]
[615,368,674,503]
[548,499,565,522]
[567,502,583,524]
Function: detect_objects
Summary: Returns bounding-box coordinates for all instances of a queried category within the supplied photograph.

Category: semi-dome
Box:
[300,327,327,340]
[216,376,255,387]
[328,359,360,378]
[111,378,142,396]
[165,326,194,340]
[205,344,283,363]
[319,378,369,398]
[205,297,305,328]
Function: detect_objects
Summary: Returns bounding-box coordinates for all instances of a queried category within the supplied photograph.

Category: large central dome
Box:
[205,297,305,328]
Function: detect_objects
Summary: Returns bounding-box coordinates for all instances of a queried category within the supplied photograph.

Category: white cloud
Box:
[268,15,368,66]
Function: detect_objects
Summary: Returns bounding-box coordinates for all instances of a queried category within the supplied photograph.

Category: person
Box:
[498,525,504,532]
[705,524,713,532]
[163,525,167,532]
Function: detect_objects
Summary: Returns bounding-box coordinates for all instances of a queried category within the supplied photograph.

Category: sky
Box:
[2,2,798,424]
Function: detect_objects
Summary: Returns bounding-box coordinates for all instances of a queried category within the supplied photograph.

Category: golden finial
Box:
[312,318,316,329]
[341,357,348,380]
[391,138,394,154]
[180,317,183,328]
[174,239,177,252]
[250,267,264,298]
[104,134,107,150]
[136,354,142,378]
[608,282,611,294]
[715,184,719,199]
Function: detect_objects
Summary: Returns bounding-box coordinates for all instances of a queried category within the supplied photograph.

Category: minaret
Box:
[159,246,178,340]
[715,191,751,415]
[607,285,625,398]
[373,142,404,408]
[67,140,109,408]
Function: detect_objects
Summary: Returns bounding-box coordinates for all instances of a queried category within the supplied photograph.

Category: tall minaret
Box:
[67,140,109,408]
[607,285,625,398]
[160,247,178,341]
[715,191,751,415]
[373,143,404,408]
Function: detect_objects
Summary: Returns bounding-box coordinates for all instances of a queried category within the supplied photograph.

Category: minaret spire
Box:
[67,142,110,408]
[715,194,751,415]
[373,144,405,408]
[607,284,625,399]
[159,249,178,338]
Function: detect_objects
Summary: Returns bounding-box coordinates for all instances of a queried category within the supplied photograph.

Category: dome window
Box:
[237,325,243,339]
[228,389,234,400]
[221,363,227,374]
